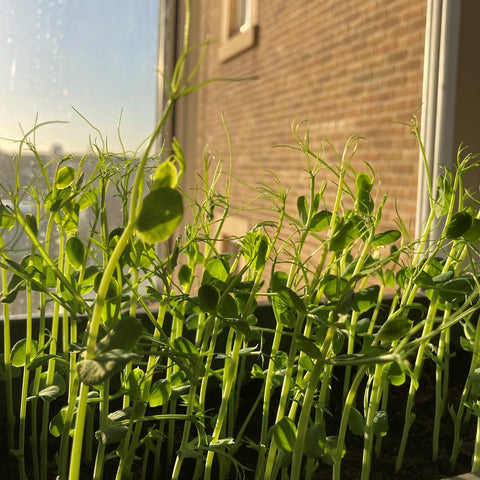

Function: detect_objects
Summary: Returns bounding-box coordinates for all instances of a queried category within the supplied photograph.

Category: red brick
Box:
[186,0,427,236]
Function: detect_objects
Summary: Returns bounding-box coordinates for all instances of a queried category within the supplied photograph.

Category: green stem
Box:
[0,238,15,453]
[432,311,450,461]
[290,327,336,480]
[333,365,368,480]
[450,312,480,467]
[204,333,244,480]
[361,363,384,480]
[473,413,480,471]
[69,98,176,480]
[171,383,199,479]
[93,380,109,480]
[395,294,440,471]
[17,282,33,480]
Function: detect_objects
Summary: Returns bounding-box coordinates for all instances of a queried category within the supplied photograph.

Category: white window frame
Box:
[219,0,259,62]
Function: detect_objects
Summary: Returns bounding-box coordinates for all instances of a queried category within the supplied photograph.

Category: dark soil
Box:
[0,347,475,479]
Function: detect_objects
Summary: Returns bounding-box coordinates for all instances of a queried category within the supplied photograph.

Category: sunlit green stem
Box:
[333,364,368,480]
[264,138,353,480]
[289,327,336,480]
[473,413,480,471]
[39,216,62,480]
[171,383,199,479]
[93,380,109,480]
[432,309,450,461]
[361,363,384,480]
[395,293,440,471]
[68,94,176,480]
[0,238,15,452]
[450,313,480,467]
[17,282,33,480]
[204,332,244,480]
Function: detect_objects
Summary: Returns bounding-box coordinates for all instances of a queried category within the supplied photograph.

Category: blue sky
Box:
[0,0,159,154]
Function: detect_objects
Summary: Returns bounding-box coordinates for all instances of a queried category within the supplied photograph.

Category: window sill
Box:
[219,25,257,62]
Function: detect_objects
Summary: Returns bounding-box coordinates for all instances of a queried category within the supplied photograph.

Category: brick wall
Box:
[180,0,427,238]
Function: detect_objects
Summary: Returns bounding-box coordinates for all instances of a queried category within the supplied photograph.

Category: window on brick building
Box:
[219,0,258,62]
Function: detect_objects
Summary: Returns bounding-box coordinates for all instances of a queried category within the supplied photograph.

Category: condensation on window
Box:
[0,0,158,155]
[0,0,159,316]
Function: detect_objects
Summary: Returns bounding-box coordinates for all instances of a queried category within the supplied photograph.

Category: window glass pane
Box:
[0,0,158,155]
[0,0,159,316]
[236,0,251,33]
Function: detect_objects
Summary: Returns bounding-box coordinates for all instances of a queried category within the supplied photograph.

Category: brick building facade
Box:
[163,1,480,240]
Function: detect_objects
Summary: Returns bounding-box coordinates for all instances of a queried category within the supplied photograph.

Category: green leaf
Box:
[242,232,269,271]
[203,256,229,283]
[433,174,453,217]
[25,213,38,236]
[437,277,475,303]
[36,385,61,401]
[323,274,348,302]
[171,337,204,381]
[218,294,239,319]
[276,286,306,314]
[303,424,326,458]
[172,337,199,356]
[295,334,322,360]
[108,407,132,423]
[0,204,15,230]
[413,271,435,289]
[372,410,388,436]
[55,166,76,189]
[255,235,269,271]
[372,229,401,247]
[95,316,144,354]
[97,426,128,445]
[149,379,171,407]
[49,407,70,437]
[198,284,219,313]
[299,354,315,372]
[66,236,85,270]
[431,271,454,284]
[79,189,97,210]
[178,264,192,286]
[44,188,70,213]
[126,367,145,396]
[463,218,480,243]
[348,408,366,436]
[332,330,345,355]
[355,317,371,334]
[336,288,354,314]
[445,211,473,239]
[305,431,343,465]
[272,417,297,453]
[329,218,357,252]
[355,172,374,214]
[152,161,178,189]
[297,195,308,226]
[310,210,332,232]
[93,273,119,301]
[135,187,183,244]
[276,308,295,328]
[352,285,380,313]
[380,268,393,288]
[11,339,39,367]
[77,350,141,386]
[387,362,406,386]
[377,317,412,342]
[37,371,67,396]
[22,254,57,288]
